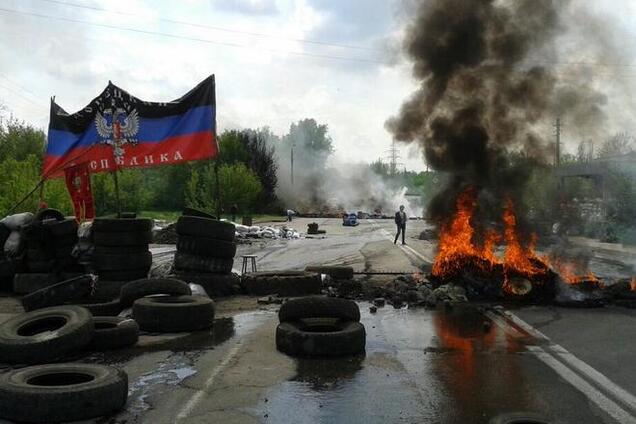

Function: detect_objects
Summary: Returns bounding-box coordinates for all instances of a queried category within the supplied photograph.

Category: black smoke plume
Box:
[387,0,607,229]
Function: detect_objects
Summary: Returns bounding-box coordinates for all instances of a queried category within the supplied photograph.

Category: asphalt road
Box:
[1,218,635,423]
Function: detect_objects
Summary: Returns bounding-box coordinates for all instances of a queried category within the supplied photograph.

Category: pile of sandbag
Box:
[233,222,301,239]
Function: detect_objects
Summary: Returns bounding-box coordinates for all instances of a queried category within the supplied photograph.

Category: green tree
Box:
[185,163,262,215]
[283,118,333,171]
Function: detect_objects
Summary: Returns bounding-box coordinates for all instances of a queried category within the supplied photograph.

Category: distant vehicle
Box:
[342,213,359,226]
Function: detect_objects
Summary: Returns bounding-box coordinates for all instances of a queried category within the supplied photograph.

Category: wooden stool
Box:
[241,255,257,274]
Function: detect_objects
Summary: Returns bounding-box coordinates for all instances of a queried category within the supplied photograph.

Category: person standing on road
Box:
[230,203,238,223]
[394,205,407,245]
[286,209,294,222]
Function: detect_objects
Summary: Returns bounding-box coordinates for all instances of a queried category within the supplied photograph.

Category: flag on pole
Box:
[64,162,95,221]
[43,75,217,178]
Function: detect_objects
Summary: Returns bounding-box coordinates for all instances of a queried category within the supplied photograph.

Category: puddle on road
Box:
[255,304,546,424]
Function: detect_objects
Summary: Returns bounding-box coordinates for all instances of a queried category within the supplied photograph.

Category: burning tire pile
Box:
[0,275,215,422]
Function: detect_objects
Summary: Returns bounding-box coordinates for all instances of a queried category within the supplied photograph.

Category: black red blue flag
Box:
[43,75,217,178]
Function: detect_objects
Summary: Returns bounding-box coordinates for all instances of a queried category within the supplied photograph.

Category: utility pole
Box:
[555,117,561,167]
[385,140,403,177]
[290,142,295,187]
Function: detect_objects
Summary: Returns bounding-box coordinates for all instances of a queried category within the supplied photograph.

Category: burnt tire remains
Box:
[88,316,139,351]
[0,363,128,423]
[133,295,214,332]
[0,305,94,364]
[276,319,366,357]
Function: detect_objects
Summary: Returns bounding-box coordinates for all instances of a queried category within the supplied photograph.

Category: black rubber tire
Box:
[26,248,53,261]
[174,252,234,274]
[34,208,64,222]
[176,216,235,241]
[93,231,152,246]
[0,223,10,253]
[276,320,366,357]
[489,412,551,424]
[120,278,191,307]
[0,305,94,364]
[305,266,354,280]
[98,268,149,281]
[88,317,139,351]
[278,296,361,322]
[91,280,127,302]
[21,274,94,312]
[92,218,153,233]
[93,251,152,271]
[171,272,241,297]
[26,259,57,273]
[241,271,322,296]
[177,235,237,258]
[0,363,128,423]
[133,295,214,332]
[0,259,15,279]
[13,273,58,295]
[182,207,215,218]
[94,244,149,255]
[70,299,123,316]
[45,218,77,237]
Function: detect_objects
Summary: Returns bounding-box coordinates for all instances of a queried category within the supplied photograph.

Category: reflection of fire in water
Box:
[432,188,600,292]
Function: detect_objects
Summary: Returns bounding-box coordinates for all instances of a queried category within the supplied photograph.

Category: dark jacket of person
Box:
[395,211,407,226]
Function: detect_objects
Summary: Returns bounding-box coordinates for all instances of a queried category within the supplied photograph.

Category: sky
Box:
[1,0,636,172]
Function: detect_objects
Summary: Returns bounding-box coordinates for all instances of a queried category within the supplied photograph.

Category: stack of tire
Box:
[171,214,240,296]
[275,296,366,357]
[242,271,322,296]
[91,217,153,297]
[0,304,132,422]
[13,209,83,295]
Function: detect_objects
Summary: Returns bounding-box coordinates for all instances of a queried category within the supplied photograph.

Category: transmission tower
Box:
[385,140,403,176]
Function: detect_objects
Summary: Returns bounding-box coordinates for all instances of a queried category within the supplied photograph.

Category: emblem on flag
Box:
[95,107,139,158]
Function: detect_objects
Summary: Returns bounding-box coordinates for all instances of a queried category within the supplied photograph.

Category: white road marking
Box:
[491,311,636,422]
[372,223,432,263]
[175,343,243,421]
[528,346,636,424]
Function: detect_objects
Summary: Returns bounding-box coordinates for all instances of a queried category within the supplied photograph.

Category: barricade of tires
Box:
[173,215,237,286]
[91,217,153,282]
[0,276,215,422]
[12,208,84,295]
[275,296,366,357]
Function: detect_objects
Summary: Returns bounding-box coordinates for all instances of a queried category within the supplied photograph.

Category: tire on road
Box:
[45,218,78,237]
[276,319,366,357]
[0,363,128,423]
[92,218,153,233]
[88,317,139,351]
[182,207,214,219]
[70,299,123,316]
[0,305,94,364]
[278,296,361,323]
[132,295,214,332]
[93,251,152,271]
[21,274,94,312]
[176,216,235,241]
[13,273,58,295]
[241,271,321,296]
[97,268,149,282]
[173,252,234,274]
[120,278,192,307]
[171,272,241,297]
[177,235,237,259]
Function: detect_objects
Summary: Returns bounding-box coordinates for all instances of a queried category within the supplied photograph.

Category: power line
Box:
[38,0,380,53]
[0,6,386,65]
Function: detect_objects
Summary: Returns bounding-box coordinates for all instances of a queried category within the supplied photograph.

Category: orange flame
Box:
[431,188,601,291]
[631,278,636,292]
